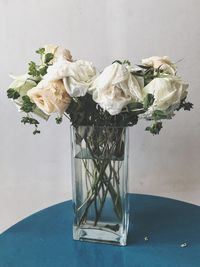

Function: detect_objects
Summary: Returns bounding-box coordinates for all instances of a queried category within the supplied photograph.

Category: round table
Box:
[0,194,200,267]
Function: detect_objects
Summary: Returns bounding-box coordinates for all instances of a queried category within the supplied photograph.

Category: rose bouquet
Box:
[7,45,193,245]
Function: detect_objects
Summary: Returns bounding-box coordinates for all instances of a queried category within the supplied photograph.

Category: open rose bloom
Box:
[7,46,192,134]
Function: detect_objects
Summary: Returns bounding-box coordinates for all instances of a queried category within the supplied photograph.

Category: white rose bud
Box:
[90,62,143,115]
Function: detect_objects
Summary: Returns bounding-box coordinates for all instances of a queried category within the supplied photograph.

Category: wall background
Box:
[0,0,199,234]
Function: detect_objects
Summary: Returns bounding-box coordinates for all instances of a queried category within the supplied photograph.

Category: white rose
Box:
[43,44,72,63]
[143,77,188,117]
[9,74,36,96]
[63,60,97,97]
[27,79,71,115]
[44,59,97,97]
[142,56,176,75]
[90,63,143,115]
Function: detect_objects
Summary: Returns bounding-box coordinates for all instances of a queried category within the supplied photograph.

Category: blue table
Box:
[0,194,200,267]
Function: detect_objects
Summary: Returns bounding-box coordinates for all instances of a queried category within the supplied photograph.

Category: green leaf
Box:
[177,98,193,111]
[20,95,36,113]
[36,47,45,55]
[33,129,40,135]
[21,115,41,135]
[143,94,155,110]
[146,122,163,135]
[152,110,168,120]
[39,65,48,76]
[55,116,63,124]
[21,117,39,125]
[183,102,193,111]
[123,60,131,65]
[127,102,143,111]
[44,53,54,64]
[137,64,152,69]
[7,88,20,99]
[112,60,122,65]
[28,61,40,77]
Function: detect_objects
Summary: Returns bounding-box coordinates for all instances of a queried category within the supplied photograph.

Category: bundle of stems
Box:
[75,127,125,227]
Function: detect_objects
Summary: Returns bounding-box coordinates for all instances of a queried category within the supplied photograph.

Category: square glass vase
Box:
[70,125,129,246]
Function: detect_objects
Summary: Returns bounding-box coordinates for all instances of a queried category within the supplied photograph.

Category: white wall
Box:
[0,0,200,233]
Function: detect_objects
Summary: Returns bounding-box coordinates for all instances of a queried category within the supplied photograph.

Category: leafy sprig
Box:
[19,96,41,134]
[55,116,63,124]
[28,61,41,77]
[36,47,45,55]
[28,48,54,79]
[146,121,163,135]
[20,95,36,113]
[177,98,193,111]
[7,88,20,99]
[21,115,40,135]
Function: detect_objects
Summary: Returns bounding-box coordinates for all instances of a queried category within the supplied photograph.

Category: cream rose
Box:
[44,59,97,97]
[142,56,176,75]
[27,79,71,115]
[143,77,188,117]
[43,44,72,63]
[90,63,143,115]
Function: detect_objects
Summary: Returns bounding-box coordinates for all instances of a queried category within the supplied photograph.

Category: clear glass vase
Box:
[70,126,129,246]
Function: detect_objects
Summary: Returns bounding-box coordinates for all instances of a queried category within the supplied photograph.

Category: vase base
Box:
[73,224,127,246]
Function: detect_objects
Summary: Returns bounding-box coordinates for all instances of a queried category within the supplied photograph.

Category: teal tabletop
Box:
[0,194,200,267]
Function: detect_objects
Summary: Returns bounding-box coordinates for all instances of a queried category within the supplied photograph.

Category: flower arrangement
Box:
[7,45,193,245]
[7,45,192,135]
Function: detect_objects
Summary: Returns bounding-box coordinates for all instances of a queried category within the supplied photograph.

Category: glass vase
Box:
[70,125,129,246]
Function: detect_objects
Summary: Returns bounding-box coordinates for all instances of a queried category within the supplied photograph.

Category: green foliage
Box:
[177,98,193,111]
[21,116,40,135]
[20,96,36,113]
[66,94,98,126]
[112,60,131,65]
[66,94,140,128]
[146,122,163,135]
[152,110,168,120]
[28,61,41,77]
[28,61,49,78]
[44,53,54,64]
[143,94,155,110]
[38,65,48,76]
[33,129,41,135]
[36,47,45,55]
[28,50,54,79]
[21,117,39,125]
[7,88,20,99]
[127,102,144,110]
[183,102,193,111]
[55,116,63,124]
[134,65,164,86]
[136,64,152,70]
[112,60,122,65]
[123,60,131,65]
